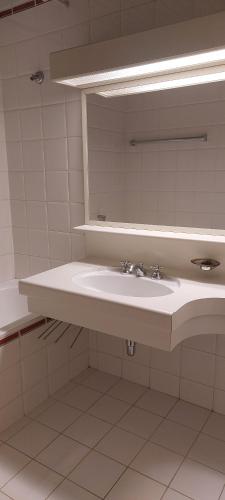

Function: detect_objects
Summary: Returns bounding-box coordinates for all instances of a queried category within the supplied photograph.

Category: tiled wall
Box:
[87,94,126,222]
[124,83,225,229]
[0,318,89,432]
[1,0,225,426]
[1,0,225,277]
[89,330,225,415]
[87,85,225,230]
[0,79,14,282]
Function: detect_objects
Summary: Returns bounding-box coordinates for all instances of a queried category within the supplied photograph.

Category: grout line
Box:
[1,369,225,500]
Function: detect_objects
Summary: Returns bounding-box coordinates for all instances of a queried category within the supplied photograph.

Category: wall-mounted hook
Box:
[30,71,44,84]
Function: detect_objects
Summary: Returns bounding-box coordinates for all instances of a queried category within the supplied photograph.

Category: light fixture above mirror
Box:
[50,12,225,97]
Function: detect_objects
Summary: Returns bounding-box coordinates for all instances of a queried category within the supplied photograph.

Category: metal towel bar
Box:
[130,134,207,146]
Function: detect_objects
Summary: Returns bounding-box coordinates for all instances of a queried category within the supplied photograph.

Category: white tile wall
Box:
[0,79,14,282]
[89,330,225,415]
[0,319,89,433]
[88,84,225,229]
[0,0,224,279]
[1,0,225,431]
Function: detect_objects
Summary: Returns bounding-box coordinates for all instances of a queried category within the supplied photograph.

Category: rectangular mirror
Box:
[83,81,225,234]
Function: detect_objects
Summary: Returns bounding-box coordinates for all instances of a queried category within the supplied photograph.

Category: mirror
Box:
[85,81,225,232]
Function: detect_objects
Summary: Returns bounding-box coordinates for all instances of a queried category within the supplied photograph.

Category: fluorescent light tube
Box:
[59,48,225,88]
[97,66,225,97]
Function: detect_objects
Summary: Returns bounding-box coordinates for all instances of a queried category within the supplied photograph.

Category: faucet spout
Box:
[134,264,145,277]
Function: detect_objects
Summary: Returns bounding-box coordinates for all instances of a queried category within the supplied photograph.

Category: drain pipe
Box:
[126,340,136,356]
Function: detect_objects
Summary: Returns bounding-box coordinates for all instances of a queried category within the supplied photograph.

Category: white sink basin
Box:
[73,269,177,297]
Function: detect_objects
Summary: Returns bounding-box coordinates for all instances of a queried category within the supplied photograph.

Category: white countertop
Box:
[19,259,225,351]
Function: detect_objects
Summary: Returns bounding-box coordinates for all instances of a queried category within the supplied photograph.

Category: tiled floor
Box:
[1,369,225,499]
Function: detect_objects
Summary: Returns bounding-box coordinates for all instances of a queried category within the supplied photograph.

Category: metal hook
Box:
[70,326,84,349]
[54,324,71,344]
[30,71,44,84]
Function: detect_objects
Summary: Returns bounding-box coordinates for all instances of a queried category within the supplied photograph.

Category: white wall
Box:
[1,0,225,277]
[0,79,14,282]
[0,318,89,432]
[87,94,127,222]
[1,0,225,423]
[90,329,225,415]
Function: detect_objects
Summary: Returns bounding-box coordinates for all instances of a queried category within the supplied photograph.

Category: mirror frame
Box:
[81,88,225,238]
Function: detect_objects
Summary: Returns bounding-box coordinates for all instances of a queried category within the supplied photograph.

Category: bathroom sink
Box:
[73,269,176,297]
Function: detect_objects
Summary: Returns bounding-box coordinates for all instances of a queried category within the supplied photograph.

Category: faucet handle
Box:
[120,259,132,273]
[150,264,164,279]
[136,262,146,275]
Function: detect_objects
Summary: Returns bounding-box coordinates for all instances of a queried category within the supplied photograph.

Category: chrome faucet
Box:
[120,260,146,277]
[150,264,164,280]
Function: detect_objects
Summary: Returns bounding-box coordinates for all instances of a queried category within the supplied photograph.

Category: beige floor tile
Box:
[203,412,225,441]
[36,401,81,432]
[8,421,58,458]
[168,400,209,430]
[0,492,13,499]
[106,468,166,500]
[89,395,130,424]
[118,406,162,439]
[2,461,62,500]
[64,413,111,447]
[61,385,102,411]
[69,450,125,497]
[37,435,89,476]
[151,419,197,455]
[48,479,99,499]
[0,444,30,488]
[162,489,194,499]
[189,433,225,474]
[171,459,225,500]
[108,379,146,404]
[131,442,183,485]
[96,427,145,465]
[136,389,177,417]
[83,370,119,393]
[0,417,31,442]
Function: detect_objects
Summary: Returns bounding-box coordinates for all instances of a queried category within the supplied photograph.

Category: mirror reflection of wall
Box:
[87,81,225,230]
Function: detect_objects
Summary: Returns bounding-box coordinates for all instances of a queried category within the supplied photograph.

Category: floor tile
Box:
[151,419,197,456]
[2,460,62,500]
[168,400,209,430]
[0,492,13,499]
[219,487,225,500]
[36,401,81,432]
[0,491,15,500]
[28,398,55,418]
[136,389,177,417]
[108,379,146,404]
[171,459,225,500]
[106,468,166,500]
[118,407,162,439]
[37,435,89,476]
[162,489,194,499]
[0,417,31,442]
[69,450,125,498]
[88,395,130,424]
[61,385,102,411]
[83,370,119,393]
[131,442,183,486]
[64,414,111,447]
[8,421,58,458]
[189,433,225,474]
[73,368,97,385]
[48,479,99,499]
[53,381,78,401]
[96,427,145,465]
[203,412,225,441]
[0,444,30,488]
